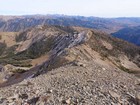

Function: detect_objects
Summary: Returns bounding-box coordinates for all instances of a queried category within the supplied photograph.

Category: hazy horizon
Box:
[0,0,140,17]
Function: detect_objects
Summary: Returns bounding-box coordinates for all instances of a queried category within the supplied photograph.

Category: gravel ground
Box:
[0,61,140,105]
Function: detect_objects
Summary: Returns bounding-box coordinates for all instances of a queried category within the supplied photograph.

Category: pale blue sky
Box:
[0,0,140,17]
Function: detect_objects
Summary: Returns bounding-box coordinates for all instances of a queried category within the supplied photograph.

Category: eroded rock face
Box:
[33,30,90,76]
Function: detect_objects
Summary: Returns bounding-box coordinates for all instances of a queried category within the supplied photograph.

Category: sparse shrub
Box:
[12,69,27,73]
[119,65,131,73]
[0,42,6,56]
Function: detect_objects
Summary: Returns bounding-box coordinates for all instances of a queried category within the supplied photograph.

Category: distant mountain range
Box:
[0,15,140,46]
[0,15,140,33]
[112,26,140,46]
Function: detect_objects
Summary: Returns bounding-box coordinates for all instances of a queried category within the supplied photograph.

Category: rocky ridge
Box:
[0,25,140,105]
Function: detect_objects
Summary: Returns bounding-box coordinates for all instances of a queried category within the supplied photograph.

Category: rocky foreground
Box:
[0,61,140,105]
